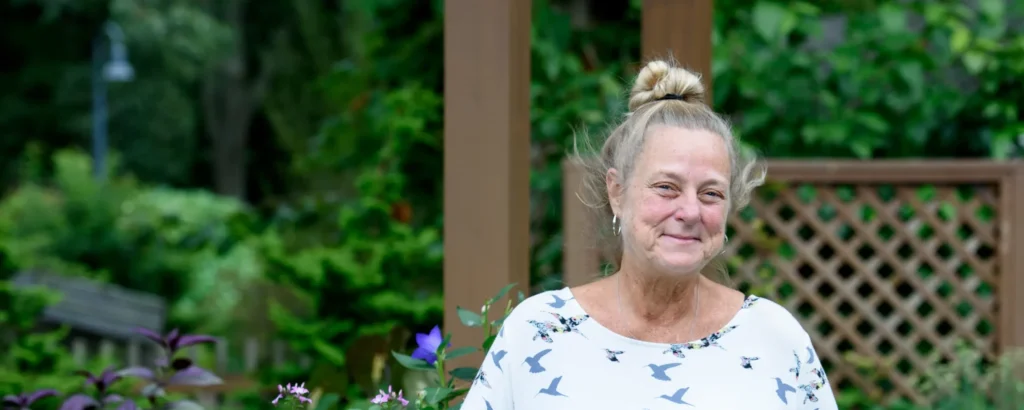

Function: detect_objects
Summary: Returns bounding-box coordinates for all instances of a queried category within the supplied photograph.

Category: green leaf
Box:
[312,339,347,366]
[456,306,483,327]
[450,404,462,410]
[950,24,971,53]
[437,333,452,356]
[963,51,987,74]
[314,393,341,410]
[483,334,498,351]
[392,351,434,371]
[448,367,478,381]
[446,346,478,360]
[488,283,517,304]
[517,291,525,303]
[752,2,788,42]
[424,387,454,405]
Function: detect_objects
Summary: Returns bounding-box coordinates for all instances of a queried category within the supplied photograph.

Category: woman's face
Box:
[609,125,731,276]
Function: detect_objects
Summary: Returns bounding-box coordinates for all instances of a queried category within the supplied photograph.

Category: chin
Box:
[651,254,706,276]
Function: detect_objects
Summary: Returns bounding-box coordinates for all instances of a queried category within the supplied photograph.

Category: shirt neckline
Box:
[559,286,758,348]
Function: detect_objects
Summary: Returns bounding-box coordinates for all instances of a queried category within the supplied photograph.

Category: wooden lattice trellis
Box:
[562,160,1024,404]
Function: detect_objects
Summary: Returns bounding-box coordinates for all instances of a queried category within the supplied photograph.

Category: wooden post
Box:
[443,0,532,366]
[999,165,1024,350]
[642,0,715,105]
[562,159,601,287]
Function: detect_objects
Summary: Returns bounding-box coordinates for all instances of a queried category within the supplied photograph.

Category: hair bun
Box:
[628,59,706,112]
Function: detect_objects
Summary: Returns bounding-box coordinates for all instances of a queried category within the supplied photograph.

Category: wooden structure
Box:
[443,0,532,360]
[563,160,1024,403]
[11,271,166,340]
[443,0,716,365]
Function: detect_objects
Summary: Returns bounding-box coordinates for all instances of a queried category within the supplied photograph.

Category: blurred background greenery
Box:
[2,0,1023,408]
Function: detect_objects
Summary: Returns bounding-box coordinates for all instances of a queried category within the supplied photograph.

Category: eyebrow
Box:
[652,170,728,186]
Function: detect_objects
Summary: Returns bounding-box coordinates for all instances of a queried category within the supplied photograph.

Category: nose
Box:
[672,191,701,223]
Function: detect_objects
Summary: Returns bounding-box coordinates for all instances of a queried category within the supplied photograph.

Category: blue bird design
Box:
[536,376,568,397]
[547,294,574,309]
[491,349,507,372]
[646,362,682,381]
[658,387,693,405]
[484,399,493,410]
[523,348,552,373]
[775,377,797,404]
[806,346,816,364]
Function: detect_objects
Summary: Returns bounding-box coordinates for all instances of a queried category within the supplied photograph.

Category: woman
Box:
[463,59,838,409]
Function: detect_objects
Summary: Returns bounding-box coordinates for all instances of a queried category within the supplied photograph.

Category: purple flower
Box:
[2,389,58,409]
[411,325,449,365]
[271,382,312,406]
[134,327,217,355]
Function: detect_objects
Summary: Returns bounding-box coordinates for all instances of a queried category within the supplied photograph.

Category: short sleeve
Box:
[796,332,838,410]
[461,322,516,410]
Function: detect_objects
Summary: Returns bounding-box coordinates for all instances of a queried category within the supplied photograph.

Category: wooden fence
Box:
[68,335,310,408]
[562,160,1024,404]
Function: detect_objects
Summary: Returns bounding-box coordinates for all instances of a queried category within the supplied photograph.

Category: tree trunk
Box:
[202,0,268,200]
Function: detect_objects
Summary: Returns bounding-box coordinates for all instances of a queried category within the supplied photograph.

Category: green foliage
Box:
[836,344,1024,409]
[714,0,1024,158]
[367,285,519,410]
[0,281,84,409]
[0,149,264,330]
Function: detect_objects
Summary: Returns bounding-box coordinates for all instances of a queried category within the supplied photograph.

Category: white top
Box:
[462,287,838,409]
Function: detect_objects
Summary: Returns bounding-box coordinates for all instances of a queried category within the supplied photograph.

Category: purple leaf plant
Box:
[113,328,222,409]
[3,388,58,409]
[56,327,223,410]
[59,367,137,410]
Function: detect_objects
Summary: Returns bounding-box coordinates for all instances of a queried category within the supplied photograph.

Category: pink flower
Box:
[369,386,408,408]
[271,382,312,406]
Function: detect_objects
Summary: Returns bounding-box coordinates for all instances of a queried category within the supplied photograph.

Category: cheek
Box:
[700,206,727,233]
[632,194,676,225]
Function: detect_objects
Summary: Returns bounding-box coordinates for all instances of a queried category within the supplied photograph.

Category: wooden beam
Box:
[562,158,601,287]
[443,0,531,366]
[642,0,715,105]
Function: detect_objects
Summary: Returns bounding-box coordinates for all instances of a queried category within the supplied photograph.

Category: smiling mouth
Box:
[663,234,701,243]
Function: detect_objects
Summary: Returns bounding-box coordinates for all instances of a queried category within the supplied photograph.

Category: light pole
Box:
[91,21,135,180]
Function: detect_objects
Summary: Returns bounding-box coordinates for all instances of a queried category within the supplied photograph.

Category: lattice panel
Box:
[724,183,1000,404]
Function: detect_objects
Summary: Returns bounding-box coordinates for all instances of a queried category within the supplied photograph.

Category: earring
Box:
[612,215,621,236]
[724,234,729,244]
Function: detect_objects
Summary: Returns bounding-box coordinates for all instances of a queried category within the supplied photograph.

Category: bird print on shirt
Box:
[805,346,816,364]
[473,370,491,389]
[527,312,590,342]
[536,376,568,397]
[798,367,828,404]
[740,356,759,369]
[775,377,797,404]
[547,294,574,309]
[491,349,507,372]
[658,387,694,406]
[663,325,739,358]
[524,349,553,373]
[647,363,682,381]
[789,350,802,380]
[605,349,624,362]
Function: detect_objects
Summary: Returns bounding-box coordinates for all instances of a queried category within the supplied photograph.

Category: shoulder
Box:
[499,288,579,333]
[738,295,814,346]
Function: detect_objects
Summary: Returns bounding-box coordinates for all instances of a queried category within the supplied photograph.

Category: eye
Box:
[703,191,725,199]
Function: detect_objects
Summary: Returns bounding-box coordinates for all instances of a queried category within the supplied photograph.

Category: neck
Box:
[617,262,702,327]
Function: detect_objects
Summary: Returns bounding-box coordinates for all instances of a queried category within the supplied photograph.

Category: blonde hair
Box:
[569,58,766,280]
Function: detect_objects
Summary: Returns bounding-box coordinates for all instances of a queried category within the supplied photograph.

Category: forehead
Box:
[635,125,730,181]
